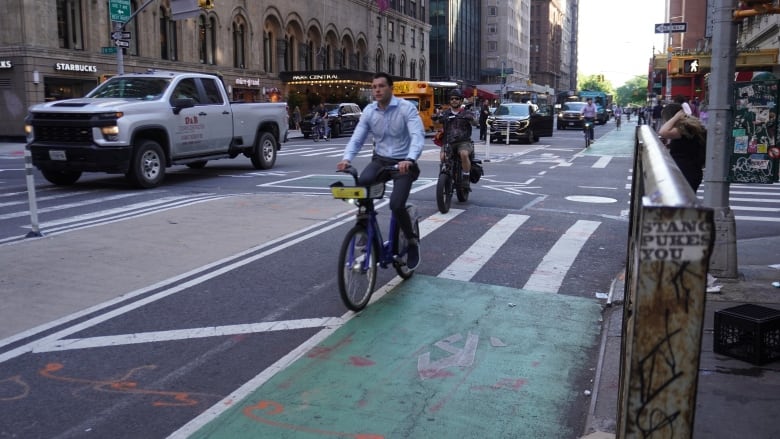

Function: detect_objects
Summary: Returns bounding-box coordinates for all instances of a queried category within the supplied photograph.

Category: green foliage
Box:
[578,74,614,95]
[615,76,649,106]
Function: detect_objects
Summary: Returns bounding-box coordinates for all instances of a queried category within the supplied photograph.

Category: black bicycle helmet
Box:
[450,89,463,99]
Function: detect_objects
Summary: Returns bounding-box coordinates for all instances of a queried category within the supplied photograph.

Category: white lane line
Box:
[0,209,462,363]
[730,205,780,212]
[523,220,601,293]
[728,197,780,203]
[438,214,529,281]
[0,192,145,220]
[592,156,612,168]
[735,215,780,222]
[34,318,346,352]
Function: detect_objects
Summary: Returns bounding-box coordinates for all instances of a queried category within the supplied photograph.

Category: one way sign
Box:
[655,22,687,33]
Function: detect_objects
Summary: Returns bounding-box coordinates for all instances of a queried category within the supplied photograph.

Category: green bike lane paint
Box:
[184,275,602,438]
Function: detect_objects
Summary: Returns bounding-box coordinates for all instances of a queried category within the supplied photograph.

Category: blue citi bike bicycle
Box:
[330,165,420,311]
[583,118,594,148]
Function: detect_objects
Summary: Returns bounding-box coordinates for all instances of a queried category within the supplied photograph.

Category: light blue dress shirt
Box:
[342,96,425,162]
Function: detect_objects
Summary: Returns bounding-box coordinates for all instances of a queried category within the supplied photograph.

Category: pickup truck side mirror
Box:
[172,98,195,115]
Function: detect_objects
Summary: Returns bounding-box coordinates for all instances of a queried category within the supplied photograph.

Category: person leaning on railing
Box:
[658,102,707,192]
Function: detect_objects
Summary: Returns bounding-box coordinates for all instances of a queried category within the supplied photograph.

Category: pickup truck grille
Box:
[29,113,95,143]
[491,119,528,131]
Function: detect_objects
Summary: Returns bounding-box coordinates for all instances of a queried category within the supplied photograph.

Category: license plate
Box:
[568,122,575,126]
[49,150,67,161]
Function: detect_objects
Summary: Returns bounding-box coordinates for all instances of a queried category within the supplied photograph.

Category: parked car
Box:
[488,102,554,144]
[301,103,362,138]
[557,101,587,130]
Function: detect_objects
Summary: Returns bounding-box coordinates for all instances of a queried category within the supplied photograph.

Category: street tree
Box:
[615,76,649,107]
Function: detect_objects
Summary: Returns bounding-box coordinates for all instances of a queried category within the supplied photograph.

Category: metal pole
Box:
[665,36,672,102]
[703,0,739,278]
[23,146,43,238]
[115,21,124,75]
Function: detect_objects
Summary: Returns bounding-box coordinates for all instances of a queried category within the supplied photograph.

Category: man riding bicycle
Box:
[434,89,475,190]
[313,103,331,139]
[337,72,425,269]
[581,97,597,143]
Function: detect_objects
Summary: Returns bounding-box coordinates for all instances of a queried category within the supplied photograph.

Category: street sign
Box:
[114,39,130,48]
[101,46,118,54]
[655,22,687,33]
[111,31,131,40]
[109,0,132,23]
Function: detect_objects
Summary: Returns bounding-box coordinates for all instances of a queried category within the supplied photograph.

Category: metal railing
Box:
[616,125,714,438]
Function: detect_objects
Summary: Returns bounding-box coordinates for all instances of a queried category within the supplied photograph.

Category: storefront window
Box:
[44,77,96,102]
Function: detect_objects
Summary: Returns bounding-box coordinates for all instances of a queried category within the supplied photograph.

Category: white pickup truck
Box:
[25,70,288,188]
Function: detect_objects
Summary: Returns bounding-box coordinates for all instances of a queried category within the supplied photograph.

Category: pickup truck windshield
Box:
[87,78,171,100]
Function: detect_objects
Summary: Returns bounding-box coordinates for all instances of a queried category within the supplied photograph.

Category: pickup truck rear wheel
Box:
[126,139,165,188]
[41,169,82,186]
[251,131,277,170]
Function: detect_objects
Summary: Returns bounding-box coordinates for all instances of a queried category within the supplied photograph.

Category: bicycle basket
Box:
[331,182,385,199]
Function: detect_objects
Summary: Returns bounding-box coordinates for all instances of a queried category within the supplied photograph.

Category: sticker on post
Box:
[640,219,712,261]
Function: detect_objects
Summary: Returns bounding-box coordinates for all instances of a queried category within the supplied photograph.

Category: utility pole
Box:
[500,59,506,103]
[704,0,739,278]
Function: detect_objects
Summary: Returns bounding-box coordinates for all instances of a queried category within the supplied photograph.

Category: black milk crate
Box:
[714,304,780,365]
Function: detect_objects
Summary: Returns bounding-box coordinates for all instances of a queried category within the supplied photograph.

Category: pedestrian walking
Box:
[293,105,302,130]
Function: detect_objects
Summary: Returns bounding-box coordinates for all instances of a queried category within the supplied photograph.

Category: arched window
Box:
[410,59,417,80]
[285,35,295,71]
[233,18,246,69]
[375,50,383,72]
[209,17,217,64]
[400,54,406,77]
[264,31,273,73]
[159,7,177,60]
[57,0,83,49]
[419,59,425,81]
[128,0,139,56]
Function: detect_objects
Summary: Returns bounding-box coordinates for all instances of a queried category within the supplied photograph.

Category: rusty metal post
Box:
[617,126,715,438]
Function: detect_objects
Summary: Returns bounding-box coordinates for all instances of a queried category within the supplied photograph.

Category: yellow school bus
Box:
[393,81,459,132]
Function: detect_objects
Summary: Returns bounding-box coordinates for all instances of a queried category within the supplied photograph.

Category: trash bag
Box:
[470,161,483,183]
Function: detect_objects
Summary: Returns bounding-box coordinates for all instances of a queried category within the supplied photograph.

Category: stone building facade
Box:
[0,0,430,139]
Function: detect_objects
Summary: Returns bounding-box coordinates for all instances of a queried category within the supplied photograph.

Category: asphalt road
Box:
[1,120,777,438]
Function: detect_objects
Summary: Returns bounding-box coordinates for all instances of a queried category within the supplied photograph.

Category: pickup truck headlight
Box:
[100,125,120,141]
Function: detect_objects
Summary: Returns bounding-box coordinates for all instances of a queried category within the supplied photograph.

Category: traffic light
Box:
[683,59,700,74]
[198,0,214,9]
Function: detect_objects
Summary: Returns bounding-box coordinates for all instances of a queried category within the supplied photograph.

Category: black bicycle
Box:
[436,143,482,214]
[331,166,420,311]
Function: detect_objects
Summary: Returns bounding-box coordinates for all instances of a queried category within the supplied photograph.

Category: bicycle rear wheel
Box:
[393,205,420,279]
[436,172,453,213]
[337,224,378,311]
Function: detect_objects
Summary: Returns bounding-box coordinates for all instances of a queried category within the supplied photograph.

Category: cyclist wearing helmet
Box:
[434,89,475,189]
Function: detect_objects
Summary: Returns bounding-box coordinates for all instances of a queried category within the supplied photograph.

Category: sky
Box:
[577,0,668,87]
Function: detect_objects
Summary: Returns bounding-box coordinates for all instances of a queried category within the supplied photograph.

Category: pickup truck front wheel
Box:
[127,139,165,188]
[251,131,277,170]
[41,169,82,186]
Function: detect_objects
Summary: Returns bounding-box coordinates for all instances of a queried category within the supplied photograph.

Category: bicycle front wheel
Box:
[337,224,379,311]
[436,172,453,213]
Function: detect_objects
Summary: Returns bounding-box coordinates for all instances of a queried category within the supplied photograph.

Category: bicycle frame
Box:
[351,197,401,271]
